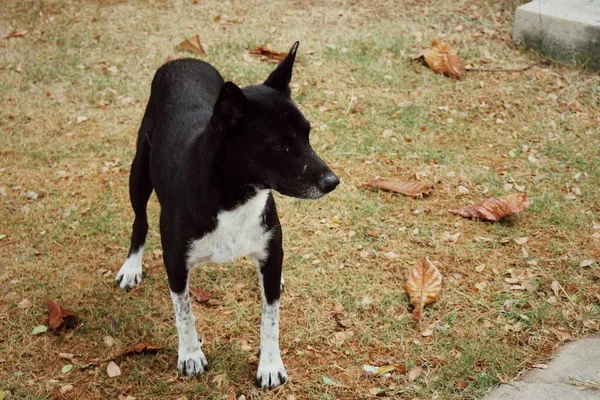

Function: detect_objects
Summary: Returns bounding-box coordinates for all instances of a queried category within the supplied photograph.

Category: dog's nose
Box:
[318,172,340,194]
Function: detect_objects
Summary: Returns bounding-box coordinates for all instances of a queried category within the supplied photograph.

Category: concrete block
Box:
[513,0,600,70]
[483,335,600,400]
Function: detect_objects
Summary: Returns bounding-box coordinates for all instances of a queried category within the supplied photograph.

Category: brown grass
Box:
[1,0,600,399]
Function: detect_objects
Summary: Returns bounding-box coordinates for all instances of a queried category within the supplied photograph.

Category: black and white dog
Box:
[115,42,339,389]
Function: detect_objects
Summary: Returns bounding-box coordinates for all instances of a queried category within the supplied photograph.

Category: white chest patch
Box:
[186,189,272,268]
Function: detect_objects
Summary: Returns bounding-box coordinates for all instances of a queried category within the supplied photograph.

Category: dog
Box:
[115,42,339,389]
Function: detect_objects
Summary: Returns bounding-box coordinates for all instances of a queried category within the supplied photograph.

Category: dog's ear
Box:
[211,81,248,132]
[263,41,299,96]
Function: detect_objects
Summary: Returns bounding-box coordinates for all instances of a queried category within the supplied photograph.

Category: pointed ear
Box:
[263,41,299,96]
[211,81,247,132]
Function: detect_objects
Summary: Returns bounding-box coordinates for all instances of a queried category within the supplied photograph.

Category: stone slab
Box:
[483,334,600,400]
[513,0,600,70]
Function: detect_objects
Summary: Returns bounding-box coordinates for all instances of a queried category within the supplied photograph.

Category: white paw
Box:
[256,355,288,389]
[115,250,143,290]
[178,348,209,376]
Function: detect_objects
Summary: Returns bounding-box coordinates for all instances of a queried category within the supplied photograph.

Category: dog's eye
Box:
[272,143,285,151]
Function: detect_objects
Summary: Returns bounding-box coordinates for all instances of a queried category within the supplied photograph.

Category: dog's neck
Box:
[183,128,264,217]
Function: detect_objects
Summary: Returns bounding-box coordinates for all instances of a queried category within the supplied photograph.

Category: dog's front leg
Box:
[256,239,288,389]
[165,249,208,376]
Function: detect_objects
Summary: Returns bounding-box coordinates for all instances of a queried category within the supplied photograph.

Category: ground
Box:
[1,0,600,399]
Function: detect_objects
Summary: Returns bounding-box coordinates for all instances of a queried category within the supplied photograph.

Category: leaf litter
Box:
[411,39,466,79]
[45,298,78,330]
[365,179,433,198]
[451,193,529,222]
[177,34,206,56]
[248,45,287,62]
[406,257,442,324]
[189,286,214,303]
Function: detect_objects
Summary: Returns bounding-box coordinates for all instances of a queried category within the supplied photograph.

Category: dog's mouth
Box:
[273,181,337,200]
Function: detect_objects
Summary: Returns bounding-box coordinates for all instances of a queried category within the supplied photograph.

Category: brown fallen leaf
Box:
[4,30,28,39]
[122,342,163,357]
[553,328,574,342]
[451,193,529,222]
[456,381,469,390]
[412,39,466,79]
[249,45,287,62]
[365,179,433,198]
[583,320,600,331]
[406,257,443,323]
[177,34,206,56]
[106,361,121,378]
[408,366,423,381]
[46,298,78,330]
[189,286,214,303]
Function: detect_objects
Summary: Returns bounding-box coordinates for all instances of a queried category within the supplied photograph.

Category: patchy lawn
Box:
[1,0,599,399]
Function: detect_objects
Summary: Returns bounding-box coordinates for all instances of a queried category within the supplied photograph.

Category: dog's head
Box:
[210,42,339,199]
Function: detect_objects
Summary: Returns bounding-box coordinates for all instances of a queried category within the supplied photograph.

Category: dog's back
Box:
[145,59,224,200]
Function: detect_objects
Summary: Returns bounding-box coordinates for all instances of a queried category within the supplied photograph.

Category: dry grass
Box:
[1,0,600,399]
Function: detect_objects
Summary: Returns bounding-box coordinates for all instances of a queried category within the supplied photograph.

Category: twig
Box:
[568,377,600,390]
[466,64,535,73]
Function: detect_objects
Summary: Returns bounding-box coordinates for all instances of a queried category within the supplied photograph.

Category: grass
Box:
[1,0,600,399]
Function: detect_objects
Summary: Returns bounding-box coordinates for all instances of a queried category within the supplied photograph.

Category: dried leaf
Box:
[212,373,226,388]
[553,328,574,342]
[451,193,529,222]
[408,366,423,381]
[18,298,32,308]
[551,280,561,297]
[32,325,48,335]
[45,298,78,330]
[376,364,406,376]
[412,39,466,79]
[456,381,469,390]
[362,364,379,375]
[421,327,434,337]
[514,237,529,245]
[406,257,442,322]
[122,342,163,356]
[103,335,115,347]
[106,361,121,377]
[365,179,433,198]
[189,286,213,303]
[369,387,386,396]
[177,34,206,56]
[59,385,73,395]
[249,46,287,61]
[321,376,336,385]
[2,292,17,302]
[61,364,73,374]
[4,30,27,39]
[583,320,599,331]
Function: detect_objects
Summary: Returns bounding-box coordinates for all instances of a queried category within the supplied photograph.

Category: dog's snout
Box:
[318,172,339,194]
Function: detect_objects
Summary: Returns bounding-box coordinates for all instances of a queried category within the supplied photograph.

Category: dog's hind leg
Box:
[116,107,155,290]
[255,231,288,389]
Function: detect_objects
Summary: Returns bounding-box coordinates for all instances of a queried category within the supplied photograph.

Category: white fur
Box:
[115,247,143,289]
[256,270,287,388]
[186,189,272,268]
[171,287,208,375]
